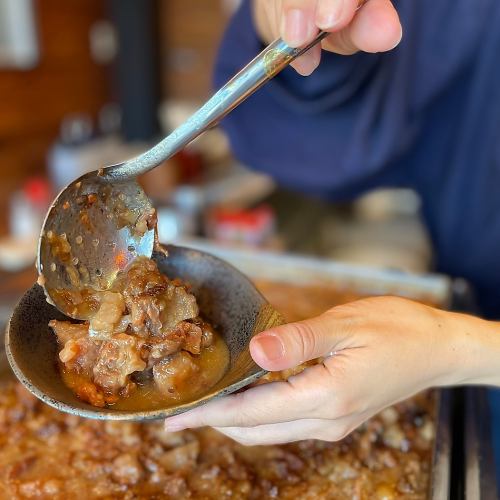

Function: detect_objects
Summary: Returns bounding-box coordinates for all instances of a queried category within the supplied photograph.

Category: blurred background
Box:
[0,0,431,306]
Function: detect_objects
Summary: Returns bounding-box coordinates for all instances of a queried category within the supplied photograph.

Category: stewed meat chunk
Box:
[88,292,125,340]
[153,351,200,398]
[49,257,228,408]
[49,320,88,345]
[92,334,146,393]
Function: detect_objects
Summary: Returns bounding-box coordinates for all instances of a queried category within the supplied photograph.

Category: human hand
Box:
[252,0,402,75]
[164,296,487,446]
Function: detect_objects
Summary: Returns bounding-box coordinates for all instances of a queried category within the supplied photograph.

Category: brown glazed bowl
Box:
[5,244,284,421]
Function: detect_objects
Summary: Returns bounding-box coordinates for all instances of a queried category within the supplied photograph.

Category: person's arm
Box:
[214,0,477,199]
[164,296,500,445]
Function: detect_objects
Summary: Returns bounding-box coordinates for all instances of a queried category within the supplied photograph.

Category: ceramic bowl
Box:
[5,244,283,420]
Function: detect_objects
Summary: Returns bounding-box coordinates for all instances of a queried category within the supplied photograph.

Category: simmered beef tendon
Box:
[153,351,200,398]
[88,292,125,340]
[168,321,203,355]
[0,379,434,500]
[118,256,164,296]
[126,285,199,337]
[201,324,215,348]
[179,323,202,354]
[159,286,199,333]
[58,337,100,377]
[49,256,227,408]
[111,453,144,485]
[118,258,198,337]
[129,296,163,337]
[51,321,100,378]
[145,321,203,368]
[49,320,88,345]
[134,207,157,237]
[146,338,184,368]
[158,440,200,473]
[93,334,146,393]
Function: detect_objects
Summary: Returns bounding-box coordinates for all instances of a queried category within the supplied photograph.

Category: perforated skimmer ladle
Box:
[38,32,329,319]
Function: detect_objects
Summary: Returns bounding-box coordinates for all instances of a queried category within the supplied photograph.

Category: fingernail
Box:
[292,46,321,76]
[281,9,309,47]
[316,0,344,29]
[391,26,403,50]
[252,334,285,362]
[293,58,317,76]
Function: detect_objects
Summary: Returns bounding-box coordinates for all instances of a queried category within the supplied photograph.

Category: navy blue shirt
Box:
[215,0,500,319]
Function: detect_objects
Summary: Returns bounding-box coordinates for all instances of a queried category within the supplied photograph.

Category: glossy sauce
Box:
[61,331,230,411]
[117,332,229,411]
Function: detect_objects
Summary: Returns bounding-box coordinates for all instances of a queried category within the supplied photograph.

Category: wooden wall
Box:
[0,0,110,231]
[159,0,231,100]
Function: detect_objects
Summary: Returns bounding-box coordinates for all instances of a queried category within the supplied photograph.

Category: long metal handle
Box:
[106,32,329,181]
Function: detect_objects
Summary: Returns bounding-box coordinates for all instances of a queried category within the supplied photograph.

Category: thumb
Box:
[249,314,339,371]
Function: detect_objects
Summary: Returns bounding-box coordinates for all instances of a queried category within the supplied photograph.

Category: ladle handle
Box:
[106,31,329,180]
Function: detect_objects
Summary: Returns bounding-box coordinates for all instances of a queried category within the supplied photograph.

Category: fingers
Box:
[322,0,402,54]
[279,0,321,74]
[280,0,360,75]
[165,381,305,431]
[215,409,375,445]
[254,0,402,75]
[280,0,318,47]
[215,419,336,446]
[280,0,360,45]
[315,0,360,31]
[250,313,343,371]
[164,359,355,431]
[350,0,402,52]
[291,44,322,76]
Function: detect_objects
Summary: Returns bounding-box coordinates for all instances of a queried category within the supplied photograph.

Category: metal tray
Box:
[180,239,453,307]
[465,388,498,499]
[179,240,453,499]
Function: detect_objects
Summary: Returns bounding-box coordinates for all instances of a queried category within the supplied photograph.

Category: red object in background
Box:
[175,149,204,183]
[9,177,52,240]
[214,206,273,227]
[210,205,276,247]
[23,177,52,209]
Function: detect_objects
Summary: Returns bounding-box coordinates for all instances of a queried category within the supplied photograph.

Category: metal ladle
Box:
[38,32,329,319]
